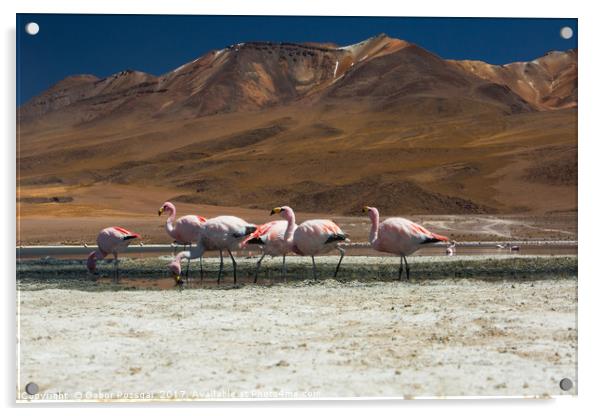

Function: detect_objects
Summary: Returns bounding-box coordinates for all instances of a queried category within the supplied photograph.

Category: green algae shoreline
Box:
[17,255,577,287]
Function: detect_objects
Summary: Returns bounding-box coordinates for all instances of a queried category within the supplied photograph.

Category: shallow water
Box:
[18,263,577,293]
[412,245,577,257]
[17,244,577,260]
[18,272,578,292]
[17,251,578,291]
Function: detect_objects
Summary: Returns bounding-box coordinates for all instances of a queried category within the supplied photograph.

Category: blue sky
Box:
[16,14,577,105]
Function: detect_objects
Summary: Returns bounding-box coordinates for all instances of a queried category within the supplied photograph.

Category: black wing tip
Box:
[233,225,258,239]
[420,237,444,244]
[245,237,265,245]
[325,233,347,244]
[122,235,138,241]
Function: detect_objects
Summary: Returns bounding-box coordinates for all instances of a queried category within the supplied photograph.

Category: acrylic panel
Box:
[16,14,577,401]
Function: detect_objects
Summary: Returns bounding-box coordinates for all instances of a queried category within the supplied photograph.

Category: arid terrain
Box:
[17,34,577,241]
[16,183,576,245]
[17,277,577,400]
[16,35,579,402]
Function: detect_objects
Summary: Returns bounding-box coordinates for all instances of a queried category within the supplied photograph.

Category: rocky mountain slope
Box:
[17,35,577,216]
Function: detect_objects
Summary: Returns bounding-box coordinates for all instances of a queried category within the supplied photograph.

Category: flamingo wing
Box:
[111,226,140,240]
[320,220,347,243]
[244,221,280,245]
[293,219,347,255]
[375,218,447,255]
[407,222,449,244]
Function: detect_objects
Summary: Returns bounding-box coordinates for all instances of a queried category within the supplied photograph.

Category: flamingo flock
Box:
[86,202,453,284]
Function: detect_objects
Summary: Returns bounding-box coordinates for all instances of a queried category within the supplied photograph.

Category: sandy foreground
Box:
[17,276,577,401]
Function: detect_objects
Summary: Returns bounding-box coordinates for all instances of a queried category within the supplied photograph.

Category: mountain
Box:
[17,35,577,216]
[21,34,567,124]
[450,49,577,110]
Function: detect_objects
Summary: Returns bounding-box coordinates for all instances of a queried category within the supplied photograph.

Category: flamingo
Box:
[243,206,297,282]
[362,206,449,280]
[496,242,520,251]
[446,240,457,256]
[168,216,256,286]
[283,207,347,280]
[158,201,206,280]
[86,226,140,281]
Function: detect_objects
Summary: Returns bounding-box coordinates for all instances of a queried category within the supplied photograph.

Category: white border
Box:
[6,0,583,18]
[3,0,601,414]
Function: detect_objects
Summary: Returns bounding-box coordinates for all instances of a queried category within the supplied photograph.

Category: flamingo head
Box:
[158,201,175,217]
[362,206,379,221]
[167,260,183,286]
[270,206,293,220]
[86,252,97,273]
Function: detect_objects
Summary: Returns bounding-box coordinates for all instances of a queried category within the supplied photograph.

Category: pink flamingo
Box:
[168,216,256,286]
[158,201,206,280]
[244,206,297,282]
[362,206,449,280]
[497,243,520,251]
[284,207,347,280]
[446,240,457,256]
[86,226,140,281]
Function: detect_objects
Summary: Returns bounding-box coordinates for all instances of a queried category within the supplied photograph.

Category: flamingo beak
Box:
[173,274,183,286]
[362,206,369,213]
[270,207,282,215]
[158,207,164,216]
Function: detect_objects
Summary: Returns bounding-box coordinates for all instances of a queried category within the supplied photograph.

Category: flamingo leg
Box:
[403,255,410,281]
[311,256,317,281]
[227,249,237,284]
[113,252,119,283]
[184,244,191,282]
[217,250,224,285]
[282,255,287,283]
[398,256,404,281]
[254,253,266,283]
[334,246,345,278]
[199,256,203,283]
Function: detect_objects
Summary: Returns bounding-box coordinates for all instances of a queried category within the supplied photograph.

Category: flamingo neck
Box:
[169,249,191,275]
[369,212,379,245]
[165,208,177,237]
[174,250,187,264]
[284,211,297,242]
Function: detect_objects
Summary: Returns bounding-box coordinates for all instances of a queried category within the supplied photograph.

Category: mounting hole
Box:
[25,22,40,36]
[560,26,573,40]
[25,382,39,395]
[559,378,573,391]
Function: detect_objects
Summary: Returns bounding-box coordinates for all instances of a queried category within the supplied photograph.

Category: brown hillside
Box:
[17,35,577,218]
